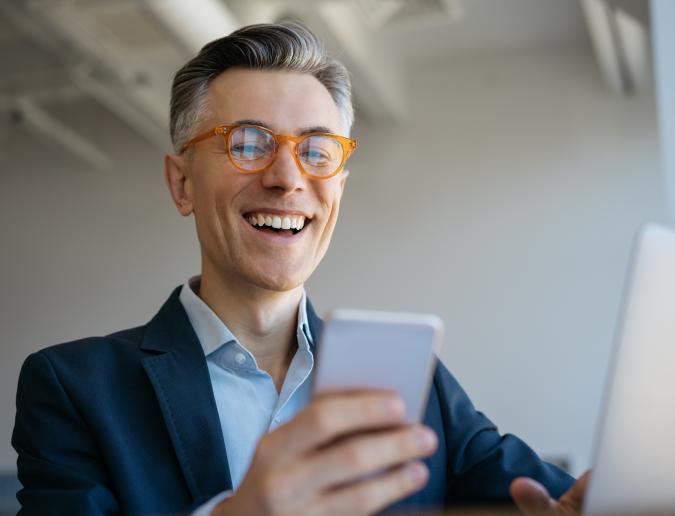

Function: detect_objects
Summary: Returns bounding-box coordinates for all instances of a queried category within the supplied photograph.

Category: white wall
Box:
[308,47,665,475]
[653,0,675,225]
[1,46,665,477]
[0,121,200,471]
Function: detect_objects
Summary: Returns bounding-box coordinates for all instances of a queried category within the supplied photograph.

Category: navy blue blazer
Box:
[13,287,574,514]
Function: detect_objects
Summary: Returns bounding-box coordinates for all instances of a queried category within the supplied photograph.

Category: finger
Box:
[510,477,556,515]
[315,460,429,516]
[558,470,590,513]
[297,424,437,496]
[267,390,406,458]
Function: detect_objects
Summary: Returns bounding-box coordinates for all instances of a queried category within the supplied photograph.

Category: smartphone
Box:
[313,309,444,423]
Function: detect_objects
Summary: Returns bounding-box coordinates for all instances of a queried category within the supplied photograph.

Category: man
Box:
[13,22,588,515]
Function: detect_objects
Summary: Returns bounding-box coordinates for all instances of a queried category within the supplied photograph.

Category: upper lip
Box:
[242,208,313,219]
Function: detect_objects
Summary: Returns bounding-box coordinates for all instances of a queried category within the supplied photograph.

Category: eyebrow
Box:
[232,119,334,135]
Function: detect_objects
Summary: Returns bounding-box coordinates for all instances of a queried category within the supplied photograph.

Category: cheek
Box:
[327,179,346,220]
[194,171,248,221]
[190,180,242,254]
[193,184,222,229]
[316,184,345,241]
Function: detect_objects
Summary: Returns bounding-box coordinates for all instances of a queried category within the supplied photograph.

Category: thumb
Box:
[510,477,556,515]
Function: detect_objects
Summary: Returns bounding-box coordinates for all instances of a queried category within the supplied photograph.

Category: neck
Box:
[198,262,303,389]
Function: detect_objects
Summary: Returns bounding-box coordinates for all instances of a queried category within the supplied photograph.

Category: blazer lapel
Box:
[140,287,232,502]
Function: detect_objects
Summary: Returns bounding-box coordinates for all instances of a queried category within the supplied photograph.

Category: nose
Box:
[259,141,306,192]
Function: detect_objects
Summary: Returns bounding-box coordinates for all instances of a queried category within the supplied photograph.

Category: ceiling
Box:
[0,0,650,171]
[376,0,589,60]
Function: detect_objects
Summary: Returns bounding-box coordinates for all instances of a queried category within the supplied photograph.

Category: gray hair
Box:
[169,21,354,153]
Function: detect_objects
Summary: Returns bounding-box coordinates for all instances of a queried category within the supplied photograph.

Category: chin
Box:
[246,264,312,293]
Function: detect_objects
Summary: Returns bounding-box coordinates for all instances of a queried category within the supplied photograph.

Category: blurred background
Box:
[1,0,674,511]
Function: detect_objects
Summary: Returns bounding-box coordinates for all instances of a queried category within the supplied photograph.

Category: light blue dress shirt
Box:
[180,276,315,515]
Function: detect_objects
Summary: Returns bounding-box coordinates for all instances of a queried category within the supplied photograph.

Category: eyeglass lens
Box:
[227,126,344,177]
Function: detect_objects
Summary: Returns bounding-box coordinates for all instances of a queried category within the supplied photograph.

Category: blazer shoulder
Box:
[34,325,147,372]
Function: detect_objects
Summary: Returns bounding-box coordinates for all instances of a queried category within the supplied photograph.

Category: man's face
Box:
[176,68,348,292]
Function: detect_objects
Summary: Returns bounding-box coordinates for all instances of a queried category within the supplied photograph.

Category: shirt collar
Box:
[179,276,313,361]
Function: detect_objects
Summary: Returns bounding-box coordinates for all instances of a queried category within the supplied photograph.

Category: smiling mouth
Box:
[243,212,311,236]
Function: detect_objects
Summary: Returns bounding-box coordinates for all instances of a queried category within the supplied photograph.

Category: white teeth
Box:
[246,213,308,231]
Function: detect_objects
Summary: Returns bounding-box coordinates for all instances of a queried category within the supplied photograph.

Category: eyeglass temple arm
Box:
[179,126,229,154]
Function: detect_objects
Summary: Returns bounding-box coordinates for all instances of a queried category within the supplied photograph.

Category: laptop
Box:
[584,224,675,515]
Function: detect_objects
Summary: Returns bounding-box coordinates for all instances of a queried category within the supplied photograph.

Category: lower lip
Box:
[242,217,308,245]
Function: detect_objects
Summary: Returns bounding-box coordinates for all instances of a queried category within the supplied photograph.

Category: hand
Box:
[213,390,438,516]
[510,470,590,515]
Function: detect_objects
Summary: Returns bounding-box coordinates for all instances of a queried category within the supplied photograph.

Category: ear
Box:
[338,168,350,192]
[164,153,194,216]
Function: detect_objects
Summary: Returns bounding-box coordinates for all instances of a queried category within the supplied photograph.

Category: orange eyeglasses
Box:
[180,124,357,179]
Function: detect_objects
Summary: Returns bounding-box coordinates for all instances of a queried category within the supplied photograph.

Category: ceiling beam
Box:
[580,0,650,95]
[581,0,626,92]
[144,0,239,54]
[301,1,407,124]
[612,0,650,28]
[228,0,409,124]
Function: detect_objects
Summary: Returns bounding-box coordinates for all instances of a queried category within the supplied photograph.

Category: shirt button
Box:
[274,417,281,424]
[234,352,246,365]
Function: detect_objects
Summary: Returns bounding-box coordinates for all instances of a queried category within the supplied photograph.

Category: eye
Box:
[299,135,341,167]
[229,126,274,160]
[230,143,267,160]
[301,148,332,165]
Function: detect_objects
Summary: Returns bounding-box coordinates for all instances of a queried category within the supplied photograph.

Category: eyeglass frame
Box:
[179,124,358,180]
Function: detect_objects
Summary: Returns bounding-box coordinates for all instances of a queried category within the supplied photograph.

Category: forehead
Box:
[205,68,344,135]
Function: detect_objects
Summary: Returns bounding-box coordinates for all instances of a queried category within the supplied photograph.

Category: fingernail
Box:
[416,428,437,450]
[408,462,428,484]
[386,397,405,417]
